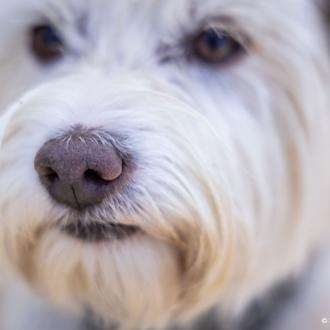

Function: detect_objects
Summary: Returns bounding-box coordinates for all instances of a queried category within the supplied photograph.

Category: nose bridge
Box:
[65,67,166,108]
[78,42,157,78]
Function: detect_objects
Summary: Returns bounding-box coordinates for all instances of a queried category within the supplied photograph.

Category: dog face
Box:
[0,0,329,328]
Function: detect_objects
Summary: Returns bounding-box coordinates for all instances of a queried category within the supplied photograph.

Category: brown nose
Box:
[34,136,123,209]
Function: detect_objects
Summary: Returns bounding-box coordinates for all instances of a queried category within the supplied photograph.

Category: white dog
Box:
[0,1,329,330]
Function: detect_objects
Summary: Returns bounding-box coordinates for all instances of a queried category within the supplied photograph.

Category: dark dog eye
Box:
[193,28,244,64]
[31,25,65,63]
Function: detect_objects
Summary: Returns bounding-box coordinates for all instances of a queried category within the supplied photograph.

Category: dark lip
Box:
[61,221,138,242]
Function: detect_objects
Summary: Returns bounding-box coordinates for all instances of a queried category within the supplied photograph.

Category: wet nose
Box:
[34,136,123,209]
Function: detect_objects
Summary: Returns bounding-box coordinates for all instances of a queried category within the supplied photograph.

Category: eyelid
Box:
[158,22,248,65]
[34,18,88,56]
[31,20,66,44]
[196,17,250,50]
[31,25,65,63]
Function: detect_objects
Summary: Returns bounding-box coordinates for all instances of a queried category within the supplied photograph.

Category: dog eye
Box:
[193,28,243,64]
[31,25,65,63]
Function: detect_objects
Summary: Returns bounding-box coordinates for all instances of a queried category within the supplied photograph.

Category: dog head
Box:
[0,0,329,328]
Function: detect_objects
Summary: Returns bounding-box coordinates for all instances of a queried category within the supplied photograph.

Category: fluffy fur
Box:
[0,0,329,329]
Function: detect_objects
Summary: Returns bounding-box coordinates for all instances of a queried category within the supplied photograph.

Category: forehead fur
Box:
[0,0,320,32]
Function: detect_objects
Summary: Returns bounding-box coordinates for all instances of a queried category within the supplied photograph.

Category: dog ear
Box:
[318,0,330,49]
[322,0,330,29]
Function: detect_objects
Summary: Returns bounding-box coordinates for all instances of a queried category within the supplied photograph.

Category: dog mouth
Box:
[61,221,139,242]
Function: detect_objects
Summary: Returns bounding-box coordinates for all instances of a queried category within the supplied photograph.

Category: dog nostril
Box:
[84,169,111,185]
[40,167,59,183]
[46,170,59,183]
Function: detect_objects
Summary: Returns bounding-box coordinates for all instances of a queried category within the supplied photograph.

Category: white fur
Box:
[0,0,329,329]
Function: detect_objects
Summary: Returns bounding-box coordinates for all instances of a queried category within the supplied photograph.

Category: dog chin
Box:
[28,225,182,329]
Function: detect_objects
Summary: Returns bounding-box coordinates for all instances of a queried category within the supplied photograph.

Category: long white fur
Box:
[0,0,329,329]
